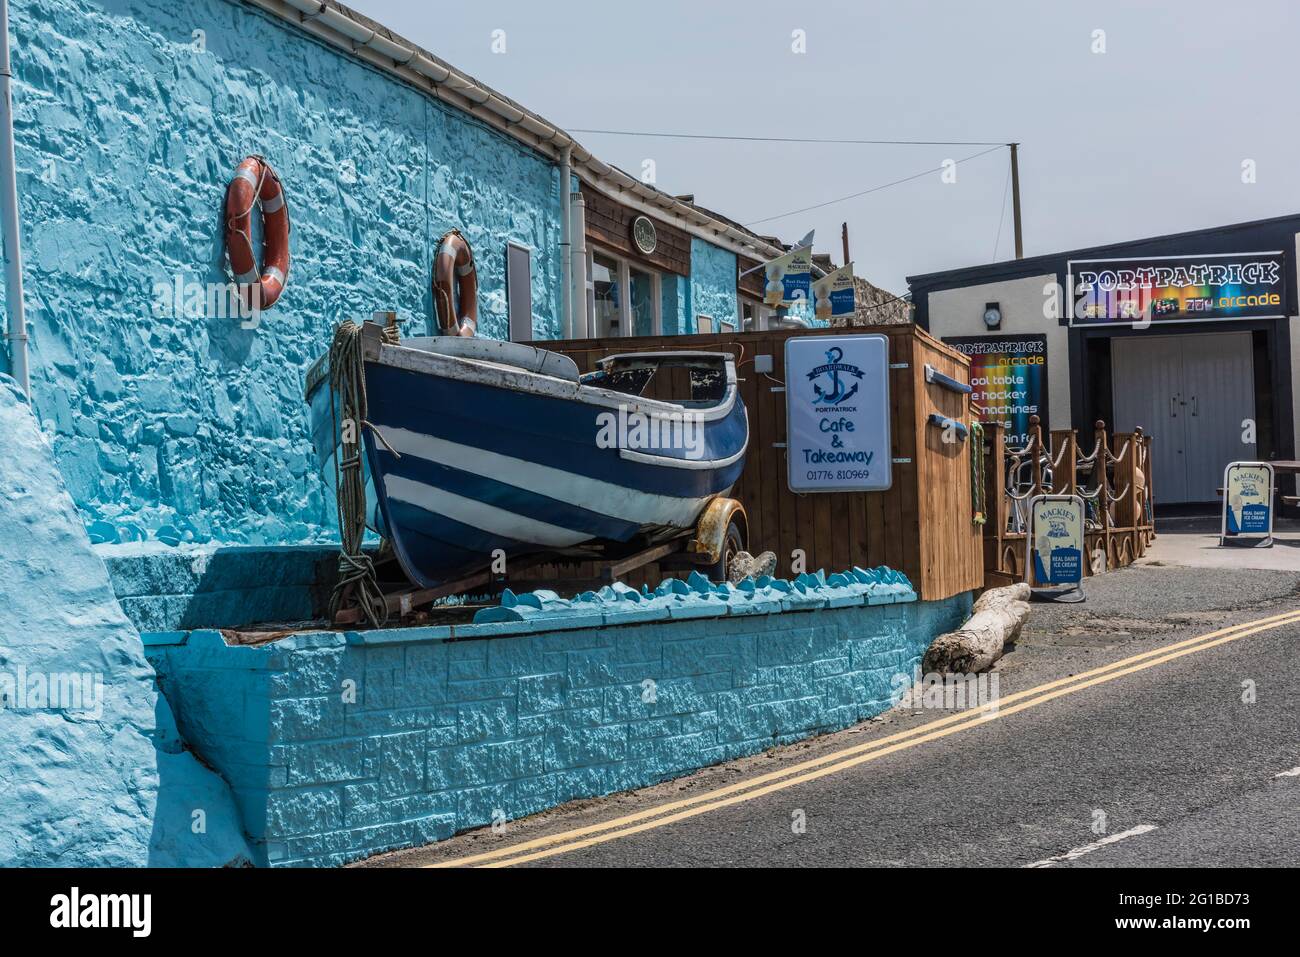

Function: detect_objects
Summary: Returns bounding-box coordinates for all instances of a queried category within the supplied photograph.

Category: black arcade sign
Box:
[1067,252,1286,326]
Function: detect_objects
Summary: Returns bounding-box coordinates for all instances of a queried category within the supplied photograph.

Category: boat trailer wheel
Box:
[706,519,746,583]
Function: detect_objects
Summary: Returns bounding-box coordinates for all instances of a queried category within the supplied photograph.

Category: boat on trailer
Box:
[305,321,749,600]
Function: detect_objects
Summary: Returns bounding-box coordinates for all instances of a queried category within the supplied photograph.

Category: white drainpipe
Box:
[0,0,28,397]
[569,190,588,339]
[559,145,572,339]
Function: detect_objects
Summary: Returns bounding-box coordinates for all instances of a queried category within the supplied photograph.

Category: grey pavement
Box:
[1136,514,1300,572]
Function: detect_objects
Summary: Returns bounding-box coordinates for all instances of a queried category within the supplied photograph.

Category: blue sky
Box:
[350,0,1300,293]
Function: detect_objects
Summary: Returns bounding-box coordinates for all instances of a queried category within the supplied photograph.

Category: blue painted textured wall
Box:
[1,0,564,546]
[659,273,689,336]
[0,376,252,866]
[688,238,739,333]
[144,574,971,867]
[786,295,827,328]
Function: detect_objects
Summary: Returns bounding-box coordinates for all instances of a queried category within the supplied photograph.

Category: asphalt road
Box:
[366,562,1300,868]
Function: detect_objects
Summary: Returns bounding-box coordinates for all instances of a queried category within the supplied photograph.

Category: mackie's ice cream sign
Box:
[1068,251,1286,326]
[1028,496,1084,586]
[1221,461,1273,544]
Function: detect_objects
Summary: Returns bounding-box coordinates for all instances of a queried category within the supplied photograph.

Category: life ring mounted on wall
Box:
[224,155,290,312]
[433,228,478,337]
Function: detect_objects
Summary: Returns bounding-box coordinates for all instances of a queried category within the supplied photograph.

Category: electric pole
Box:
[1009,143,1023,259]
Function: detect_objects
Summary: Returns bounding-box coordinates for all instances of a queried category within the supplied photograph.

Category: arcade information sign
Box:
[1067,251,1286,326]
[1221,461,1273,546]
[784,334,891,492]
[1027,495,1085,586]
[943,334,1047,448]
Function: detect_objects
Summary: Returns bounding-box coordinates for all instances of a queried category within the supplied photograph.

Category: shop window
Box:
[741,297,774,331]
[506,242,532,342]
[592,252,622,338]
[589,248,661,338]
[629,266,656,337]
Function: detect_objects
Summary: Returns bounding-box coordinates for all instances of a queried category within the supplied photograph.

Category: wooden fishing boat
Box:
[305,321,749,594]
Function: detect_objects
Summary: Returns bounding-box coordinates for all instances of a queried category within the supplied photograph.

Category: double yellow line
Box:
[430,607,1300,868]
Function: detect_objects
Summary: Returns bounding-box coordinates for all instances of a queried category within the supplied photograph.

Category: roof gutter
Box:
[247,0,784,263]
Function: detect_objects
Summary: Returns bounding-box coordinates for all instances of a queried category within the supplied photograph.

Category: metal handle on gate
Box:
[1170,394,1178,418]
[928,413,968,440]
[925,364,973,395]
[1191,395,1199,417]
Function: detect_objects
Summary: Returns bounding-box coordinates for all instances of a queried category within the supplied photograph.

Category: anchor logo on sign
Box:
[808,347,863,407]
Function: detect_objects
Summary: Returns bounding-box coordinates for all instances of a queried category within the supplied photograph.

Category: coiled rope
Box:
[327,321,394,628]
[970,420,986,526]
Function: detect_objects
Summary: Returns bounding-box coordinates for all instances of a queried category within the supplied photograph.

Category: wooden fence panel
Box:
[911,334,984,601]
[520,324,982,600]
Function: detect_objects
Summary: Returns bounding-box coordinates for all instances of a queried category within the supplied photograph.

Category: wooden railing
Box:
[981,415,1155,588]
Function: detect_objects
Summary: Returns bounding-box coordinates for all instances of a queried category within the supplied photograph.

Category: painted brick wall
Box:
[3,0,564,546]
[145,591,970,866]
[689,237,738,333]
[102,542,345,634]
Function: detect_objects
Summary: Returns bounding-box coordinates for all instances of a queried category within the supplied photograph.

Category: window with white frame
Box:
[740,296,775,332]
[589,248,661,338]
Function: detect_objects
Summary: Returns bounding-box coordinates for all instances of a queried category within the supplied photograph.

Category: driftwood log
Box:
[728,550,777,584]
[922,582,1031,674]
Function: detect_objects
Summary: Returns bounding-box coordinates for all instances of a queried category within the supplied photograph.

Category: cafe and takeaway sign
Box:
[784,334,891,493]
[1068,251,1287,326]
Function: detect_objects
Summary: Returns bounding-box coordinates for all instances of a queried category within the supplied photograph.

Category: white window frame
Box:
[505,241,533,342]
[739,296,775,332]
[589,246,662,338]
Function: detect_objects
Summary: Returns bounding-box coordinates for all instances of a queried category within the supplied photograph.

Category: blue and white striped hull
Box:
[307,342,748,590]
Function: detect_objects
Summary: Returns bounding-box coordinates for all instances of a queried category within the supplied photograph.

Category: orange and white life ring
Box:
[225,156,290,311]
[433,228,477,337]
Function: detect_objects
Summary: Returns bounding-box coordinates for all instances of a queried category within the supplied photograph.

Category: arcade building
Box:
[907,214,1300,508]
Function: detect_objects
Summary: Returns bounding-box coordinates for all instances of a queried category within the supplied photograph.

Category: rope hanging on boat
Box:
[327,321,389,629]
[969,420,986,526]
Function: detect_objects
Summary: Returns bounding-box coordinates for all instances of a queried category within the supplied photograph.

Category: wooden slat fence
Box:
[516,324,984,601]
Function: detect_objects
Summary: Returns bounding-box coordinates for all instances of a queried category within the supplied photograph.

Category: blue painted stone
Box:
[689,238,739,333]
[0,377,252,867]
[7,0,568,545]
